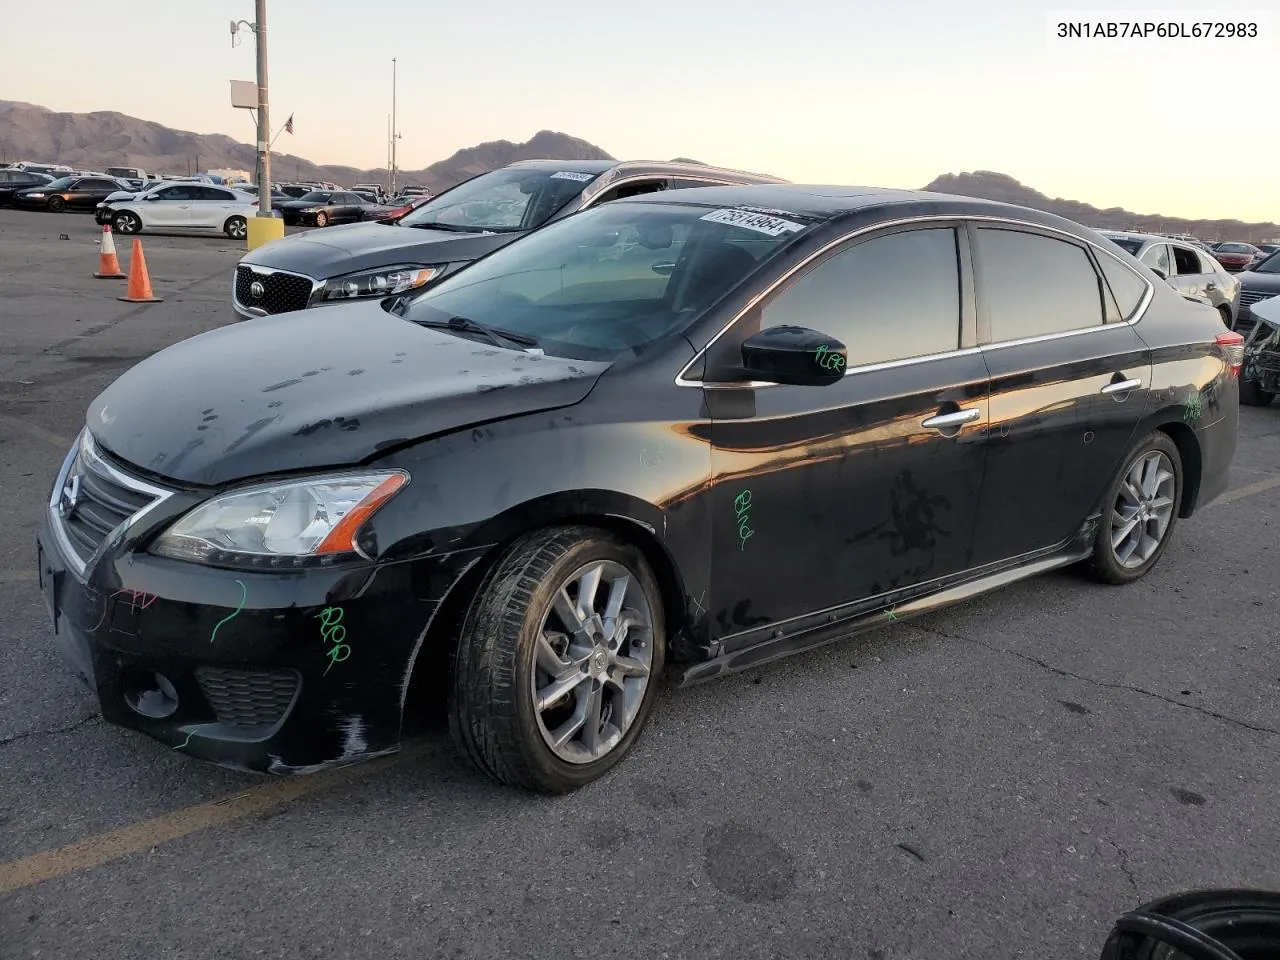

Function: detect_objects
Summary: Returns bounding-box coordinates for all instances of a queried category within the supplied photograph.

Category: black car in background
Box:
[279,191,374,227]
[0,168,54,205]
[1234,250,1280,334]
[232,159,785,318]
[38,185,1240,792]
[13,175,131,212]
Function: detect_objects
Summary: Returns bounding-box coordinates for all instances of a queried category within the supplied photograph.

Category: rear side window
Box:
[1096,253,1148,321]
[1172,246,1202,275]
[761,228,961,366]
[975,228,1105,341]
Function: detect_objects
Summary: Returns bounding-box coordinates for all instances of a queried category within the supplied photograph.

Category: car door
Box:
[336,192,361,221]
[704,222,989,636]
[967,223,1152,566]
[139,185,193,227]
[191,186,236,229]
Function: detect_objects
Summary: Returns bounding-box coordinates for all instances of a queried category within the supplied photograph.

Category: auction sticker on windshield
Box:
[700,208,806,236]
[550,171,595,182]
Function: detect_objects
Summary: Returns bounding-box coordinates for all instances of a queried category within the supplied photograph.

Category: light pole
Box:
[390,58,399,196]
[253,0,272,219]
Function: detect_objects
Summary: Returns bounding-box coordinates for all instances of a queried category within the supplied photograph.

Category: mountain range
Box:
[2,101,1275,238]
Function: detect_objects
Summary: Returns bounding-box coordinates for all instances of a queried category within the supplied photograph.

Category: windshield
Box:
[402,201,814,361]
[1253,251,1280,274]
[299,191,332,202]
[36,177,74,190]
[1218,243,1251,253]
[398,167,602,233]
[1105,236,1144,256]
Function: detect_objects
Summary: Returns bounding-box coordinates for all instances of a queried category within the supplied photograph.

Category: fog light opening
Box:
[122,669,180,719]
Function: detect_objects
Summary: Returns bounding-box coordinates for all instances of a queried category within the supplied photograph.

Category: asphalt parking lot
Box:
[2,205,1279,960]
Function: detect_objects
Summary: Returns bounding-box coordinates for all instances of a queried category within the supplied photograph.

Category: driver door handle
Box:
[1101,378,1142,395]
[921,408,981,430]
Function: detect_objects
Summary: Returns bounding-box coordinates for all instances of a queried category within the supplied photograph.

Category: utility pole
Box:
[390,58,398,196]
[254,0,272,218]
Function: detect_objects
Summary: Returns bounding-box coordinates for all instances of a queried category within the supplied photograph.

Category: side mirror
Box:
[145,193,160,200]
[740,325,847,386]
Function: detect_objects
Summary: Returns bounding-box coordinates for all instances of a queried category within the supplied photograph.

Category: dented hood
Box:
[87,301,607,486]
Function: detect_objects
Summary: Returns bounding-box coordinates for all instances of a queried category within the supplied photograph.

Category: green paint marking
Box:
[210,579,247,644]
[884,607,901,623]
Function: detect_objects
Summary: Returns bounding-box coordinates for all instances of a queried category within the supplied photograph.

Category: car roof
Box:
[504,158,785,184]
[615,183,1112,235]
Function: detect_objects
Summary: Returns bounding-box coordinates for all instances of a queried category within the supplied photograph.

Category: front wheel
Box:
[1085,431,1182,585]
[113,211,141,234]
[313,211,328,227]
[1239,376,1275,407]
[47,196,65,212]
[449,525,666,793]
[224,216,247,240]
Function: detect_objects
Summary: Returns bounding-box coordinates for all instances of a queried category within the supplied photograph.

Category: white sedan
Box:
[99,183,259,240]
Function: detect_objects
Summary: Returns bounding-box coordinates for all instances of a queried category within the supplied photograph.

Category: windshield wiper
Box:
[418,316,538,349]
[403,220,485,233]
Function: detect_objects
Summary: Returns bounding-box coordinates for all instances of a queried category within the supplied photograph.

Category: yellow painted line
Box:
[1209,473,1280,508]
[0,740,433,896]
[0,413,72,450]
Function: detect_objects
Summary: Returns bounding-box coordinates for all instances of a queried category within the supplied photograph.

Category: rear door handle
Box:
[921,408,981,430]
[1101,378,1142,395]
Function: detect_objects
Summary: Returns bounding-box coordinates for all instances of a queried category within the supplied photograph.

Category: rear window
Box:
[1104,236,1143,256]
[401,202,814,361]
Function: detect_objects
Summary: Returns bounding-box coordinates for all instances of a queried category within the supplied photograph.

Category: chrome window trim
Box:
[48,431,177,578]
[674,213,1157,388]
[232,262,325,317]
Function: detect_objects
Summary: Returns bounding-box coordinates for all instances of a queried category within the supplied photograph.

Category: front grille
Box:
[54,439,161,567]
[235,265,314,315]
[1241,289,1277,307]
[195,666,301,729]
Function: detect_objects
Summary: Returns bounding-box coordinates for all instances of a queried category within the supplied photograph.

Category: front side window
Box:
[759,228,961,367]
[398,167,603,233]
[975,228,1105,341]
[402,202,813,361]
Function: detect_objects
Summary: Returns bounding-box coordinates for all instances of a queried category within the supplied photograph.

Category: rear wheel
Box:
[113,211,141,234]
[1217,305,1233,329]
[449,525,665,793]
[47,196,65,212]
[1085,431,1182,585]
[313,211,328,227]
[224,216,247,240]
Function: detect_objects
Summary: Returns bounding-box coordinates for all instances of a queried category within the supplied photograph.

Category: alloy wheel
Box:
[530,559,655,764]
[1110,450,1177,568]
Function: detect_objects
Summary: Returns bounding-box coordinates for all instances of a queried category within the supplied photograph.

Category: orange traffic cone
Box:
[118,239,163,303]
[94,224,126,279]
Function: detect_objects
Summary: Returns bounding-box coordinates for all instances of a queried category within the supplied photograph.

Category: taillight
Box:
[1216,330,1245,377]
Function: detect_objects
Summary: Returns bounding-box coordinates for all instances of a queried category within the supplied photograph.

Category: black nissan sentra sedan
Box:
[38,185,1241,792]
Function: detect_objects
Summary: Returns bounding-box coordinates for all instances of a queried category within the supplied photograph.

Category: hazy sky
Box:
[2,0,1276,221]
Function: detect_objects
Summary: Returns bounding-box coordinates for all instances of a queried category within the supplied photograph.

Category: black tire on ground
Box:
[1085,430,1183,585]
[47,196,65,212]
[1239,376,1275,407]
[224,216,247,240]
[448,525,666,794]
[113,211,141,234]
[1218,305,1232,329]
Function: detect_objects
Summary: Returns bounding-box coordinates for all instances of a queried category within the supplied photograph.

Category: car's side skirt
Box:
[678,525,1098,686]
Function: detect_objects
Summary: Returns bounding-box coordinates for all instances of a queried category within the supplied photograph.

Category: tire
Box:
[1217,305,1232,329]
[224,216,247,240]
[1085,431,1183,585]
[313,211,328,227]
[113,211,141,235]
[1239,376,1275,407]
[449,525,666,793]
[47,196,65,212]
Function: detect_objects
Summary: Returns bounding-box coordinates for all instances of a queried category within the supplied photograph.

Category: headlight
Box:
[321,265,440,301]
[26,193,46,199]
[150,470,408,568]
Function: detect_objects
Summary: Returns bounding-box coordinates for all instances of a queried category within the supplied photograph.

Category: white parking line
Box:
[1208,474,1280,508]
